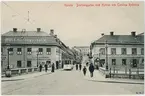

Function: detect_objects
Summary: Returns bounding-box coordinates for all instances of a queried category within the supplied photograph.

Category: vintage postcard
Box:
[1,0,144,95]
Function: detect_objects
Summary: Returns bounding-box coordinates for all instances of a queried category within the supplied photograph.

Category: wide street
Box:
[1,68,144,95]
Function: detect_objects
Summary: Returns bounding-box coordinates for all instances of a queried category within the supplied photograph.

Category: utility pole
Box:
[105,40,108,71]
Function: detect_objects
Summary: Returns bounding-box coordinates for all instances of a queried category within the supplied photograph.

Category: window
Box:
[17,48,22,55]
[100,59,105,67]
[122,59,126,65]
[112,59,116,65]
[9,48,13,55]
[46,48,51,55]
[142,59,144,64]
[121,48,127,55]
[38,48,43,55]
[132,48,137,55]
[111,48,116,55]
[17,61,22,68]
[27,48,32,55]
[132,59,137,67]
[27,61,32,67]
[141,48,144,55]
[99,48,105,55]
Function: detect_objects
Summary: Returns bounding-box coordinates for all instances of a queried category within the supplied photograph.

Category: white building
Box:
[90,32,144,69]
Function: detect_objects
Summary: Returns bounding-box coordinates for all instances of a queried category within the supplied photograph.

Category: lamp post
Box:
[36,50,39,67]
[105,40,108,71]
[7,48,10,69]
[5,47,11,77]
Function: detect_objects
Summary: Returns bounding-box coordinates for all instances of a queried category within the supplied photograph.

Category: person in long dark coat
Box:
[39,64,42,72]
[51,63,55,72]
[79,64,82,71]
[83,66,87,76]
[89,63,95,77]
[76,64,78,70]
[44,64,48,72]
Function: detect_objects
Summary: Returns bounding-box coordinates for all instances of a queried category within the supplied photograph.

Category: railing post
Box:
[26,68,28,74]
[125,66,127,74]
[129,69,131,79]
[110,68,111,78]
[113,66,115,78]
[18,69,21,75]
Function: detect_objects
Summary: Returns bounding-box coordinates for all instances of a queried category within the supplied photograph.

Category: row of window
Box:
[100,59,144,67]
[17,60,51,68]
[99,48,144,55]
[1,48,51,55]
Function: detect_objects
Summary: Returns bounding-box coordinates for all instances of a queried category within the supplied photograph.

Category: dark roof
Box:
[93,35,144,45]
[1,31,60,46]
[2,31,49,36]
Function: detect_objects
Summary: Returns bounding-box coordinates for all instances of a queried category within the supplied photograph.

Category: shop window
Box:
[122,59,126,65]
[17,61,22,68]
[27,61,32,67]
[132,59,137,68]
[112,59,116,65]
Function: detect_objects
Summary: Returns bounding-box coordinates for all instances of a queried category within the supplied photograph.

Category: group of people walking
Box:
[39,63,55,73]
[76,62,95,77]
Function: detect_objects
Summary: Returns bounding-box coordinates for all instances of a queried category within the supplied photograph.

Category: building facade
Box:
[1,28,74,72]
[73,46,90,56]
[90,32,144,69]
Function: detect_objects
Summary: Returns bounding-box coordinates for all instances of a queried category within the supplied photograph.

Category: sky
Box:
[1,1,144,47]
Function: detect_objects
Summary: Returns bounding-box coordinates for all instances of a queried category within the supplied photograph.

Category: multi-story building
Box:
[73,46,90,56]
[1,28,74,72]
[73,46,90,64]
[90,32,144,69]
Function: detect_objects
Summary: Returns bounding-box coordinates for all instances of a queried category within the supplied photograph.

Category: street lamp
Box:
[105,40,108,71]
[7,48,10,69]
[5,47,11,77]
[36,50,39,67]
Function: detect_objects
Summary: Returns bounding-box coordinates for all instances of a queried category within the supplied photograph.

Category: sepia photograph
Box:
[1,0,144,95]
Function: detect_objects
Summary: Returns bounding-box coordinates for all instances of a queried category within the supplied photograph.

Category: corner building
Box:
[1,28,73,71]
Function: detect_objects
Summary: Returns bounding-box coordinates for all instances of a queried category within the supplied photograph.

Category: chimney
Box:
[50,29,54,36]
[54,35,57,38]
[37,28,41,32]
[131,31,136,36]
[101,33,104,36]
[110,31,114,36]
[13,28,17,32]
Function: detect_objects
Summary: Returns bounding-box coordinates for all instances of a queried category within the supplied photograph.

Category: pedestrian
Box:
[39,64,42,72]
[51,63,55,72]
[86,62,88,67]
[79,64,82,71]
[44,63,48,72]
[76,64,78,70]
[89,63,95,77]
[83,66,87,76]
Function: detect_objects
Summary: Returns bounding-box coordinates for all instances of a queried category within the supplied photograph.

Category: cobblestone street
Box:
[1,68,144,95]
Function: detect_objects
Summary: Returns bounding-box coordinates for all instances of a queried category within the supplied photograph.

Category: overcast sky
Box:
[1,1,144,47]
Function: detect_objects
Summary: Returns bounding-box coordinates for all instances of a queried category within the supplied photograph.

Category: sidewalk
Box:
[1,69,52,81]
[85,70,144,84]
